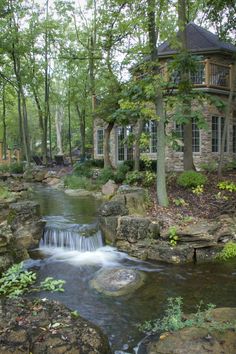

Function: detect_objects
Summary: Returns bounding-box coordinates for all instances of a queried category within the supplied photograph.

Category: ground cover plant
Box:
[139,297,236,334]
[0,262,65,298]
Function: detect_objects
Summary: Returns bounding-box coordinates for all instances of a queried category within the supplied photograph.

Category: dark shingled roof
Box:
[158,22,236,57]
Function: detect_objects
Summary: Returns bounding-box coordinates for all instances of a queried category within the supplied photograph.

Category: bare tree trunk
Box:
[104,122,114,168]
[55,106,63,155]
[68,81,73,165]
[43,0,50,164]
[76,105,86,160]
[178,0,195,171]
[218,60,236,178]
[2,84,7,158]
[134,119,144,171]
[147,0,168,206]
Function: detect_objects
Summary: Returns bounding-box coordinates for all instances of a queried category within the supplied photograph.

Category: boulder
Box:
[90,268,145,296]
[113,186,148,216]
[117,216,160,243]
[0,298,111,354]
[99,201,128,217]
[145,308,236,354]
[101,179,118,196]
[8,201,45,250]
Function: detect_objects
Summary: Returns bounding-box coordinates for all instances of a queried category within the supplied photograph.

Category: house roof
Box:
[158,22,236,57]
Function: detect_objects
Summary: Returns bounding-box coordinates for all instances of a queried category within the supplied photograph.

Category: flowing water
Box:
[29,185,236,353]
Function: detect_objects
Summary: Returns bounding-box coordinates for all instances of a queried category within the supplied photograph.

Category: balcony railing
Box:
[167,59,234,91]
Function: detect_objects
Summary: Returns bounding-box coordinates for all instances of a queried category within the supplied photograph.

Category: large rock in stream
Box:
[90,268,145,296]
[0,298,111,354]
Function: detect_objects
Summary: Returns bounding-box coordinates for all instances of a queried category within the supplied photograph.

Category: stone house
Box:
[93,22,236,171]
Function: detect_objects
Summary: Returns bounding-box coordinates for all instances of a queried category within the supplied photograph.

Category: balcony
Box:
[167,59,234,91]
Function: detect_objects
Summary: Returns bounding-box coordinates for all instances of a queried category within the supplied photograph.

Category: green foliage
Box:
[73,161,93,178]
[168,226,179,246]
[40,277,65,292]
[0,263,65,298]
[173,198,188,207]
[125,171,143,185]
[64,175,99,191]
[215,242,236,261]
[0,263,36,298]
[143,171,156,187]
[192,185,204,195]
[114,163,130,183]
[0,183,10,199]
[139,297,236,334]
[177,171,207,188]
[199,161,217,173]
[9,162,24,174]
[217,181,236,193]
[98,167,115,184]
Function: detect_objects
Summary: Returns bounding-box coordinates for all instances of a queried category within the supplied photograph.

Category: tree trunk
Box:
[43,0,50,164]
[134,119,144,171]
[2,84,7,159]
[147,0,168,206]
[76,105,86,160]
[104,122,114,168]
[68,80,73,165]
[55,106,63,155]
[178,0,195,171]
[218,59,236,178]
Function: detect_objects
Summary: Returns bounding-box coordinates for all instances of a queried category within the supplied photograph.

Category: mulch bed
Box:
[147,171,236,226]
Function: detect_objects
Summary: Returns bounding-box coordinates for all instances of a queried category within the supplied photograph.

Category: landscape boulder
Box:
[101,179,118,196]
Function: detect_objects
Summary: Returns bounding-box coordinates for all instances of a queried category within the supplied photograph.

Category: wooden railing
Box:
[164,59,233,91]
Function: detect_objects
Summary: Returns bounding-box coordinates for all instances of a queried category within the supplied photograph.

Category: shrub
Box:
[143,171,156,187]
[114,163,130,183]
[98,167,115,184]
[199,161,217,173]
[177,171,207,188]
[125,170,143,185]
[215,242,236,261]
[9,162,24,174]
[64,175,98,191]
[73,161,93,178]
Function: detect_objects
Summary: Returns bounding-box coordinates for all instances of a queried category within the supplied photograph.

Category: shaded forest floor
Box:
[147,171,236,226]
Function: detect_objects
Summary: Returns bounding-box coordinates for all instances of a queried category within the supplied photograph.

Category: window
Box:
[212,116,227,153]
[174,119,200,153]
[143,120,157,153]
[117,126,133,161]
[97,129,104,155]
[233,125,236,154]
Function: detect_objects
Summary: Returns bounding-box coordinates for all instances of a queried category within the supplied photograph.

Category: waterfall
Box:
[40,223,104,252]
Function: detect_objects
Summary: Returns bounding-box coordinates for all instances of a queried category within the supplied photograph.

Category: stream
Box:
[28,185,236,353]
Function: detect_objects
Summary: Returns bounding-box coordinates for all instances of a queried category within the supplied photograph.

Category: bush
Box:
[216,242,236,261]
[73,161,93,178]
[177,171,207,188]
[114,163,131,183]
[125,170,143,185]
[9,162,24,174]
[64,175,99,191]
[98,167,115,184]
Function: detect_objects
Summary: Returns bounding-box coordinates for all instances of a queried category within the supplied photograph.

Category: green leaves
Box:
[0,263,66,298]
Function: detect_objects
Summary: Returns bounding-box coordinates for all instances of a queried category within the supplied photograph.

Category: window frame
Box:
[96,128,104,156]
[174,118,201,154]
[212,116,228,153]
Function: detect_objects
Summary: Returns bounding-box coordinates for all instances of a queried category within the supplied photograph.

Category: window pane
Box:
[175,123,184,152]
[97,129,104,155]
[117,127,125,161]
[212,116,219,152]
[221,117,227,152]
[150,120,157,153]
[192,119,200,153]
